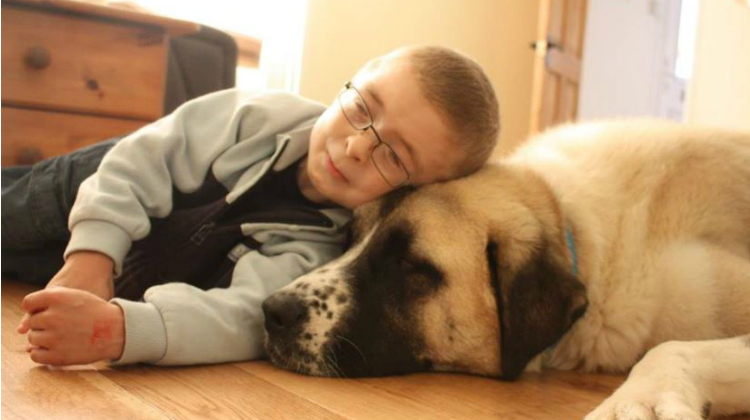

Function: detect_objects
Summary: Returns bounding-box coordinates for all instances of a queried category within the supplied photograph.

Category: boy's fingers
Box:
[19,299,60,333]
[17,314,31,334]
[26,311,55,330]
[21,290,52,313]
[29,348,63,366]
[26,344,45,353]
[27,330,54,349]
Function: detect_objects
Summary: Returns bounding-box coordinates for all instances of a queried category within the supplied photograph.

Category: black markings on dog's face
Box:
[701,401,712,420]
[262,254,356,376]
[328,222,444,377]
[263,216,445,377]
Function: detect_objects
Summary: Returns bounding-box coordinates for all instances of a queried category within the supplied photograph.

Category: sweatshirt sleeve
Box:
[109,229,345,366]
[64,89,323,275]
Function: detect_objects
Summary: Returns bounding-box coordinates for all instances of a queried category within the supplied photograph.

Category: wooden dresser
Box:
[1,0,199,167]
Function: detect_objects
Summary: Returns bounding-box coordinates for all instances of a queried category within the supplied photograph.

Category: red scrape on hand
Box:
[90,320,113,347]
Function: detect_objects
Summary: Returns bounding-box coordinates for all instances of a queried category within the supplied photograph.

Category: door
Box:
[528,0,588,134]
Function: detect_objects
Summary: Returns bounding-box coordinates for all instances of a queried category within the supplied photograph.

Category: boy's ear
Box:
[486,240,588,380]
[350,186,416,245]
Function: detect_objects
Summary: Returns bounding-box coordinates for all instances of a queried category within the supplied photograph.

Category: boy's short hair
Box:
[406,46,500,178]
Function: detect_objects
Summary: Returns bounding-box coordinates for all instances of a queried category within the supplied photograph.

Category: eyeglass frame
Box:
[337,82,411,188]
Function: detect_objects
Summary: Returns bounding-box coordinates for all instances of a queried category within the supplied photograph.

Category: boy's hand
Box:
[47,251,115,300]
[17,287,125,366]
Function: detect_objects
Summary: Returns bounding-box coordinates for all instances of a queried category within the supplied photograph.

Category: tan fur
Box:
[390,119,750,375]
[404,197,501,375]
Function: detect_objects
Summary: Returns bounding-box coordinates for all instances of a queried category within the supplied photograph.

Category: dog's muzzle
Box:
[262,291,318,373]
[262,293,308,338]
[260,251,359,376]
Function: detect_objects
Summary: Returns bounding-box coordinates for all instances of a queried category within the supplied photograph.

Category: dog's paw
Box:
[584,393,709,420]
[584,342,710,420]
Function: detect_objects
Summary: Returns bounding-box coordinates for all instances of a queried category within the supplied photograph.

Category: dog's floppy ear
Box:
[487,240,587,380]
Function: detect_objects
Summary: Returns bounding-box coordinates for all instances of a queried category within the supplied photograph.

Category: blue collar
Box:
[565,225,579,276]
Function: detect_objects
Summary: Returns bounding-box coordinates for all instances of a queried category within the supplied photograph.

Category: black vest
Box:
[115,163,335,300]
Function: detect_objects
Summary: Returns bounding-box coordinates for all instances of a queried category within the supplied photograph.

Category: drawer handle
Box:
[24,46,51,70]
[17,147,45,165]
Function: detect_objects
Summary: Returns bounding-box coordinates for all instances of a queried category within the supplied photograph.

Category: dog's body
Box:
[507,120,750,374]
[263,120,750,419]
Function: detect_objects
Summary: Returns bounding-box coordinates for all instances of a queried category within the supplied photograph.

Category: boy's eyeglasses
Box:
[338,82,410,188]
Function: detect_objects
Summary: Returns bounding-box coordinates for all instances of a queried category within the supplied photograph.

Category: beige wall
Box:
[299,0,539,157]
[686,0,750,130]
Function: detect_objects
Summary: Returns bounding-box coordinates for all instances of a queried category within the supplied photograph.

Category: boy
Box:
[2,45,500,367]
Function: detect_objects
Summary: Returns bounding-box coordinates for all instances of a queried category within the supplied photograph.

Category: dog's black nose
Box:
[262,294,308,335]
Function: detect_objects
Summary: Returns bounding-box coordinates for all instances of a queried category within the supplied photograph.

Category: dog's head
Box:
[262,164,587,379]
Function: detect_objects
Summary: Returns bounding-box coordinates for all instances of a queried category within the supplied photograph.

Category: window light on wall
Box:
[675,0,699,80]
[119,0,308,93]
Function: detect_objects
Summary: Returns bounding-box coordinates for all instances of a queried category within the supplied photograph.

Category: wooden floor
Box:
[2,280,747,420]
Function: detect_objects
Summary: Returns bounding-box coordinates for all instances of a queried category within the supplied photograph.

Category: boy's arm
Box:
[64,89,252,276]
[111,233,344,365]
[18,232,344,367]
[46,251,115,299]
[17,90,257,358]
[64,89,325,277]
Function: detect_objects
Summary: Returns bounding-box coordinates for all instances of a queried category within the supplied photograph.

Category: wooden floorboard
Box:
[2,279,748,420]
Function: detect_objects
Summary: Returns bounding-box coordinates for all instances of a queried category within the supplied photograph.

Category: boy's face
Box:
[306,54,459,209]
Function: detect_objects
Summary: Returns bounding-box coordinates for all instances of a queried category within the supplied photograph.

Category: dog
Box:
[262,120,750,419]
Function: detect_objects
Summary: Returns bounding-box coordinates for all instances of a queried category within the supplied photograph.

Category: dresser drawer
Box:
[1,4,167,120]
[1,107,148,167]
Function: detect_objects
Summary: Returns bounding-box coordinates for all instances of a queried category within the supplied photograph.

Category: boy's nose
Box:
[345,131,377,162]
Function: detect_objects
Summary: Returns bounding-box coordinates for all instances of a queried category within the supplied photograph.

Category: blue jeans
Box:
[1,138,120,284]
